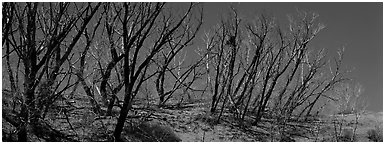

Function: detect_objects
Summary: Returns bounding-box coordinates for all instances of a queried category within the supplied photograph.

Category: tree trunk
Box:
[106,96,116,116]
[113,91,133,141]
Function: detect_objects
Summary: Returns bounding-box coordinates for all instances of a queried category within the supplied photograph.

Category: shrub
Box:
[367,126,383,142]
[338,127,355,142]
[134,120,182,142]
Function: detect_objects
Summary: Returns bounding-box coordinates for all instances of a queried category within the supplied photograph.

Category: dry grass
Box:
[2,90,382,142]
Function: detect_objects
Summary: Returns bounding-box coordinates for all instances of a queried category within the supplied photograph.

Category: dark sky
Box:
[198,2,382,112]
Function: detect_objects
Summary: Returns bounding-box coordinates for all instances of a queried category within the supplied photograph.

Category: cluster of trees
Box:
[201,8,348,123]
[2,2,350,142]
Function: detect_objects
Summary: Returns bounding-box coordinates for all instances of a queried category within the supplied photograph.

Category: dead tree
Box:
[200,8,349,127]
[109,3,203,141]
[2,2,101,141]
[153,12,204,106]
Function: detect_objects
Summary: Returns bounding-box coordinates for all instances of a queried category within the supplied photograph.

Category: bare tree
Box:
[153,4,203,107]
[200,8,349,131]
[154,48,206,107]
[74,7,105,115]
[330,81,367,141]
[2,2,101,141]
[105,3,203,141]
[201,8,242,115]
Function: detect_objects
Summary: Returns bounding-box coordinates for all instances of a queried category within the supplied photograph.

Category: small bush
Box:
[134,120,182,142]
[367,127,383,142]
[338,127,355,142]
[194,113,217,126]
